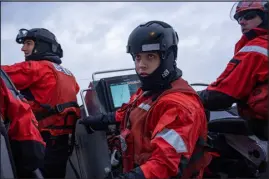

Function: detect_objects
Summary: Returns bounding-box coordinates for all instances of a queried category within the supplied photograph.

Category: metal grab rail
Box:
[92,68,135,82]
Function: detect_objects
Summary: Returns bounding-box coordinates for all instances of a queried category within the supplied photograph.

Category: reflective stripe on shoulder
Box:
[239,45,268,57]
[138,103,151,111]
[155,128,187,153]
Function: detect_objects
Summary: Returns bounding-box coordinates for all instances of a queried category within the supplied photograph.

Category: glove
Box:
[79,112,117,131]
[115,167,145,179]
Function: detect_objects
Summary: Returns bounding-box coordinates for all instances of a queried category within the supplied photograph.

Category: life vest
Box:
[238,82,268,121]
[119,78,210,178]
[22,61,81,136]
[236,34,268,121]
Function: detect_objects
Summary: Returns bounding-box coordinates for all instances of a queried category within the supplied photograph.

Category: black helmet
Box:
[127,20,178,58]
[126,20,181,91]
[16,28,63,63]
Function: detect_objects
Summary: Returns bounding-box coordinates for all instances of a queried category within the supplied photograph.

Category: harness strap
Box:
[177,137,207,178]
[34,101,79,121]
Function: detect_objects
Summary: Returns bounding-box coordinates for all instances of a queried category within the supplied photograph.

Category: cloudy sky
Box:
[1,1,242,105]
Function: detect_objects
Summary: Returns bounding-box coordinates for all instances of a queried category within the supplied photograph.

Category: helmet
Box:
[126,20,178,58]
[231,0,268,20]
[126,20,181,91]
[16,28,63,60]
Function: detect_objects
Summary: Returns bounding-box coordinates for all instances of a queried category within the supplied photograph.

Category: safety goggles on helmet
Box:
[230,0,268,21]
[16,28,63,58]
[236,10,259,22]
[16,28,59,46]
[16,29,35,44]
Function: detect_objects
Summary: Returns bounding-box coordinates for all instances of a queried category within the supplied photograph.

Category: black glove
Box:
[115,167,146,179]
[79,112,117,131]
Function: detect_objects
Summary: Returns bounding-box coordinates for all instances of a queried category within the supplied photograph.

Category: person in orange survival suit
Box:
[79,20,211,179]
[198,0,268,140]
[0,69,45,178]
[1,28,81,178]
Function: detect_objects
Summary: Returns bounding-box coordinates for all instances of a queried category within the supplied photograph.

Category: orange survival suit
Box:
[115,77,210,179]
[0,69,45,178]
[199,28,268,139]
[1,60,81,136]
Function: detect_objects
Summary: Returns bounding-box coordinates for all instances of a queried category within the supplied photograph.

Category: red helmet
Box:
[230,0,268,20]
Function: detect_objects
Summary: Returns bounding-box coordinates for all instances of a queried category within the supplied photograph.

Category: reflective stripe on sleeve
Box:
[155,128,187,153]
[239,45,268,57]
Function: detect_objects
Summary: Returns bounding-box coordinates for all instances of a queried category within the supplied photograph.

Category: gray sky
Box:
[1,2,242,105]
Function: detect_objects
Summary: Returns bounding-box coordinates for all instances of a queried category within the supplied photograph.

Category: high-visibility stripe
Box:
[239,45,268,57]
[142,43,160,52]
[138,103,151,111]
[155,128,187,153]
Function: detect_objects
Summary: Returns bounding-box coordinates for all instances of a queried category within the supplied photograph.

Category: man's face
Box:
[134,52,161,77]
[21,39,35,57]
[237,11,263,33]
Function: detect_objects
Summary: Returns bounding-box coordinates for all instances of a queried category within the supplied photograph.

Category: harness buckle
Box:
[55,104,64,113]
